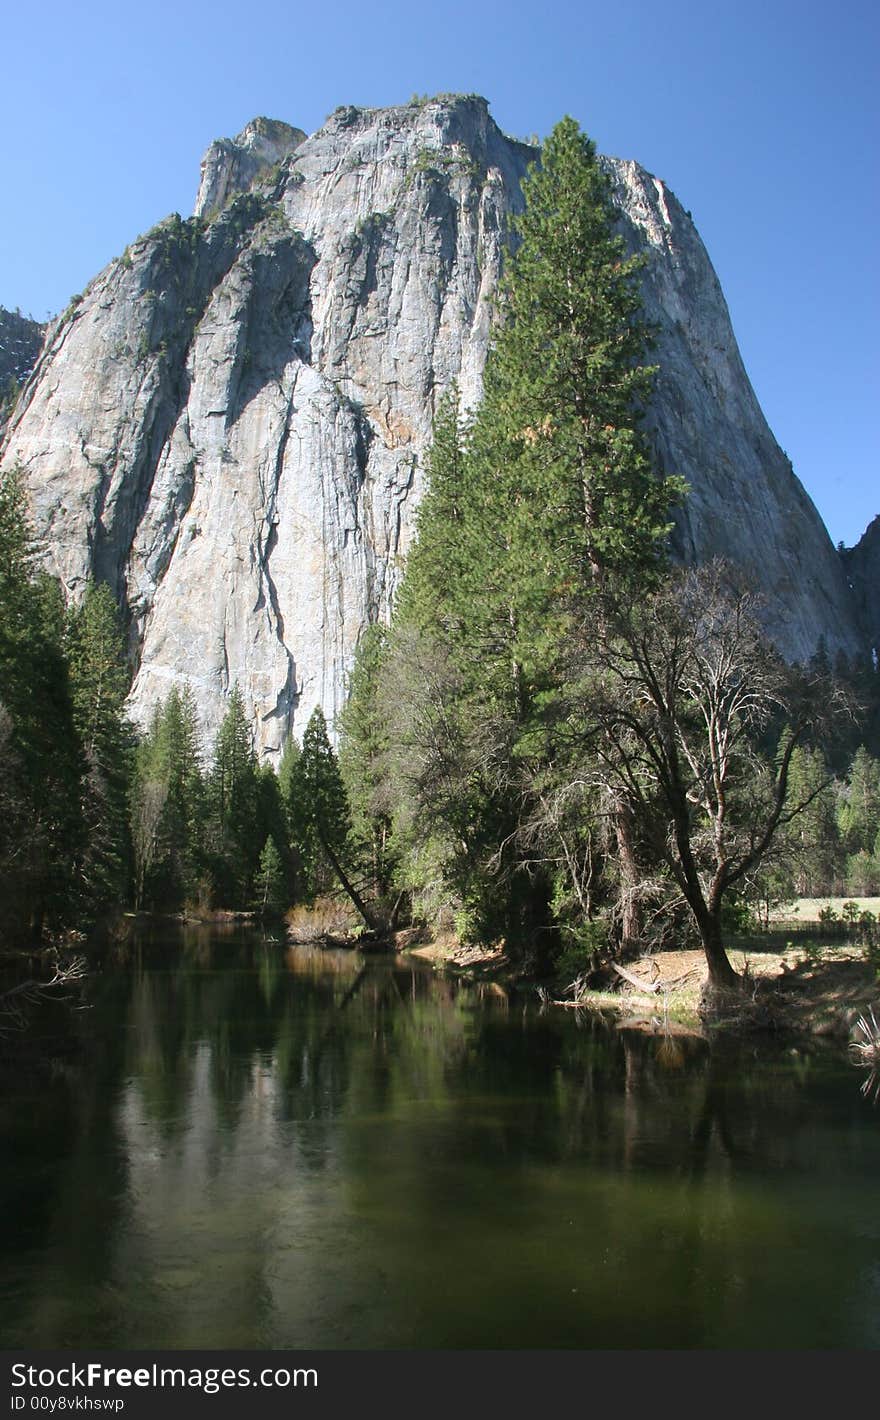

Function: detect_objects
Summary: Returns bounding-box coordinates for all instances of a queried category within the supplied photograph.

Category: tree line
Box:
[0,468,356,942]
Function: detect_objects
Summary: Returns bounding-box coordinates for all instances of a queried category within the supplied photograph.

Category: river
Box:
[2,927,878,1349]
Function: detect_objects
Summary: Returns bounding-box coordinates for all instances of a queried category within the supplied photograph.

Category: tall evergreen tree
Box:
[207,685,259,906]
[394,387,469,637]
[838,746,880,856]
[338,624,400,902]
[0,465,82,941]
[131,684,205,908]
[385,117,682,955]
[66,581,133,913]
[253,836,288,919]
[288,706,377,925]
[291,708,350,896]
[779,743,840,896]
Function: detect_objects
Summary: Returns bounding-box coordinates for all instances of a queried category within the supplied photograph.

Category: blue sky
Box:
[1,0,876,546]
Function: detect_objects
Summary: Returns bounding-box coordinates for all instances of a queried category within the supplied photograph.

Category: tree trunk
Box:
[614,797,641,948]
[699,910,739,990]
[320,834,382,933]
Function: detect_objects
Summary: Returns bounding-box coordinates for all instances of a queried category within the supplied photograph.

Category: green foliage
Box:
[394,386,469,634]
[838,746,880,853]
[553,921,611,990]
[285,708,351,902]
[476,117,683,624]
[377,116,682,960]
[207,685,260,906]
[845,850,880,896]
[132,684,207,909]
[0,466,84,941]
[777,743,841,895]
[253,836,289,918]
[65,581,133,913]
[338,624,400,902]
[720,894,756,935]
[410,147,481,184]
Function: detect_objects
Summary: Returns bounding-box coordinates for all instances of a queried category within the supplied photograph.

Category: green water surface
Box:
[2,929,878,1349]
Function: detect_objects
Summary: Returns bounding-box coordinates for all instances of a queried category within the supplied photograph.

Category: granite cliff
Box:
[845,517,880,661]
[0,307,45,434]
[1,95,867,757]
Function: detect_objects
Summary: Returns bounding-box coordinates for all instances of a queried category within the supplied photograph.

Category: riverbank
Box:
[405,934,879,1042]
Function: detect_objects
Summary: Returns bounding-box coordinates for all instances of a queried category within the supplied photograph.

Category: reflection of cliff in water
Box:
[2,928,879,1349]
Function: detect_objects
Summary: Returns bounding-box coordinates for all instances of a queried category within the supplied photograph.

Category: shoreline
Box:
[403,936,879,1043]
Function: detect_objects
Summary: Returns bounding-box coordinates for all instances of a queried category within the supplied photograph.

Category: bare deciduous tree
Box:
[559,564,848,991]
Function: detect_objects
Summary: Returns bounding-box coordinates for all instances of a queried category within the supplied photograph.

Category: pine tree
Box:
[66,581,133,913]
[0,465,83,941]
[253,836,288,918]
[207,685,259,906]
[278,733,308,899]
[384,117,682,955]
[780,744,840,895]
[838,746,880,855]
[338,624,399,902]
[394,387,469,637]
[454,117,682,699]
[131,685,205,908]
[288,706,378,926]
[292,708,350,896]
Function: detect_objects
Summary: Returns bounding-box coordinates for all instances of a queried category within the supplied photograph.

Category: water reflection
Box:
[2,930,879,1349]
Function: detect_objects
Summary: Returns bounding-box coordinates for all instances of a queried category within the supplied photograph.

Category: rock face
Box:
[844,516,880,661]
[194,116,306,220]
[1,95,866,758]
[0,307,45,433]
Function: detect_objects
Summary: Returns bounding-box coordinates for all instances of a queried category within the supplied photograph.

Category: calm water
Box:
[2,928,879,1350]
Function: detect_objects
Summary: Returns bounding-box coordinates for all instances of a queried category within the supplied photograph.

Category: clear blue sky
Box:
[1,0,876,546]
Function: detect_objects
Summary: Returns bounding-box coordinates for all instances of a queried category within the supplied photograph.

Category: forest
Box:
[1,119,879,995]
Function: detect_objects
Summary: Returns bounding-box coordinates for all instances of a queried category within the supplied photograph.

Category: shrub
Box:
[286,896,358,942]
[553,920,610,991]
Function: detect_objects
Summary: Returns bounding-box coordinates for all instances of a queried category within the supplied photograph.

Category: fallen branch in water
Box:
[0,953,87,1031]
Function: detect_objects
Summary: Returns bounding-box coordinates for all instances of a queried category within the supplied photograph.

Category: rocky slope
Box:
[844,516,880,658]
[1,95,866,757]
[0,307,45,433]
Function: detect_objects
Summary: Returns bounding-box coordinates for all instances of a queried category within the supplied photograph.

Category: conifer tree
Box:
[386,117,682,954]
[0,465,82,940]
[288,706,378,926]
[254,836,288,918]
[838,746,880,855]
[394,388,469,637]
[292,708,350,895]
[66,581,133,913]
[338,624,399,901]
[445,117,682,698]
[278,733,308,899]
[779,744,840,896]
[131,685,205,908]
[207,685,259,906]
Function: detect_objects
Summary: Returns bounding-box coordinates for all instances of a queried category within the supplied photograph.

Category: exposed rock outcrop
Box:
[1,95,866,757]
[844,516,880,660]
[195,117,306,221]
[0,307,45,434]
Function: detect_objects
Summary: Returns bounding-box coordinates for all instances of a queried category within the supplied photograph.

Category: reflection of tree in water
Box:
[0,968,135,1346]
[5,932,880,1349]
[548,1021,869,1178]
